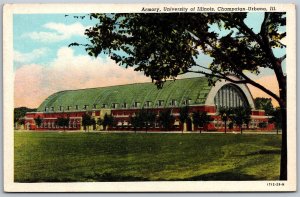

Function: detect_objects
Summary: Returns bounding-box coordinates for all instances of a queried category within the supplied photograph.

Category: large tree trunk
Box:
[280,104,287,180]
[278,75,287,180]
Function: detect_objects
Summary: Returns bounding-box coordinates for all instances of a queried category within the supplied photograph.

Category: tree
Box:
[270,107,282,135]
[96,117,103,130]
[16,118,26,129]
[90,118,96,130]
[199,111,212,133]
[243,108,252,130]
[73,12,287,179]
[258,122,268,130]
[34,116,43,128]
[254,97,274,115]
[158,109,175,131]
[144,109,156,133]
[129,114,139,133]
[18,118,25,126]
[55,116,70,131]
[14,107,36,127]
[129,110,144,133]
[129,109,156,133]
[179,106,189,133]
[192,111,201,132]
[82,113,93,132]
[218,107,231,134]
[192,111,212,133]
[230,107,252,134]
[102,113,115,131]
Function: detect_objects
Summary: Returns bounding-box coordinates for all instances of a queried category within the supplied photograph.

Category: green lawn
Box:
[14,132,281,182]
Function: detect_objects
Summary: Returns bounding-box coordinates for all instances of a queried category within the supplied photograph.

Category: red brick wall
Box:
[25,105,275,132]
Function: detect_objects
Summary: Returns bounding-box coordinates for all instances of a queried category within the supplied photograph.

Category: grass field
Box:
[14,132,281,182]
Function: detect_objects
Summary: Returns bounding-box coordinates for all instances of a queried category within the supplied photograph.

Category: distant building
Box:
[24,76,274,131]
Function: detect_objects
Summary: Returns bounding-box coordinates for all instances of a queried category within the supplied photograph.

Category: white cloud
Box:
[14,47,151,108]
[23,22,88,42]
[14,48,49,63]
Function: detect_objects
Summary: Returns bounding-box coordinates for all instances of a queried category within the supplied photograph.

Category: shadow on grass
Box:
[173,171,258,181]
[83,172,149,182]
[16,171,258,182]
[16,173,149,182]
[242,149,281,156]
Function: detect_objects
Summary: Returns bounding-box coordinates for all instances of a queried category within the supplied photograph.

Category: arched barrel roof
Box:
[37,77,213,112]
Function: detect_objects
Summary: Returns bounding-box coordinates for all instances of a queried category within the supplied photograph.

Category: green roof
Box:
[37,77,212,112]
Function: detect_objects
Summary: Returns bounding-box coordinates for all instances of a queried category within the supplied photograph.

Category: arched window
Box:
[214,84,249,110]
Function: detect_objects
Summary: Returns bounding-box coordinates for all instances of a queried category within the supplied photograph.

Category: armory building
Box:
[24,76,274,132]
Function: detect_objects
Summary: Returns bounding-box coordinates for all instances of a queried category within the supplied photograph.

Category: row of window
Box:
[44,99,192,112]
[38,122,80,129]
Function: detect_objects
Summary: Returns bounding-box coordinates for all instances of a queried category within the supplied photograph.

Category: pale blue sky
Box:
[13,14,97,68]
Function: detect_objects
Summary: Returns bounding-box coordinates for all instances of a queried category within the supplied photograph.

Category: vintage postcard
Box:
[3,3,296,192]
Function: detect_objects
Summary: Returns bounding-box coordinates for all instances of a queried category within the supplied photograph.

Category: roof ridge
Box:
[56,76,206,93]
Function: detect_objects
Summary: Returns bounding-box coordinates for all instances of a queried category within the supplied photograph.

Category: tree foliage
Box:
[72,13,286,106]
[55,116,70,131]
[34,116,43,128]
[17,118,25,126]
[192,111,212,133]
[144,110,157,132]
[97,117,103,127]
[130,109,157,132]
[270,107,282,134]
[158,109,175,131]
[82,113,94,131]
[230,107,252,133]
[254,97,274,115]
[218,107,231,134]
[14,107,36,124]
[102,113,115,130]
[179,106,189,132]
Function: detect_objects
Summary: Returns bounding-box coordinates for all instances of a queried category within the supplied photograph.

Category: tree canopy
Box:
[55,116,70,131]
[254,97,274,115]
[71,13,286,106]
[158,109,175,131]
[102,113,115,130]
[82,113,94,131]
[179,106,189,132]
[14,107,36,124]
[34,116,43,128]
[230,106,252,133]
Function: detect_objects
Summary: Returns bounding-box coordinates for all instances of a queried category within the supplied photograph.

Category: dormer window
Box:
[59,106,63,111]
[102,104,107,108]
[144,101,152,108]
[112,103,118,109]
[67,106,71,111]
[83,105,88,110]
[157,100,164,107]
[122,102,127,108]
[75,105,79,110]
[133,102,140,108]
[45,107,48,112]
[170,99,177,106]
[182,99,191,106]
